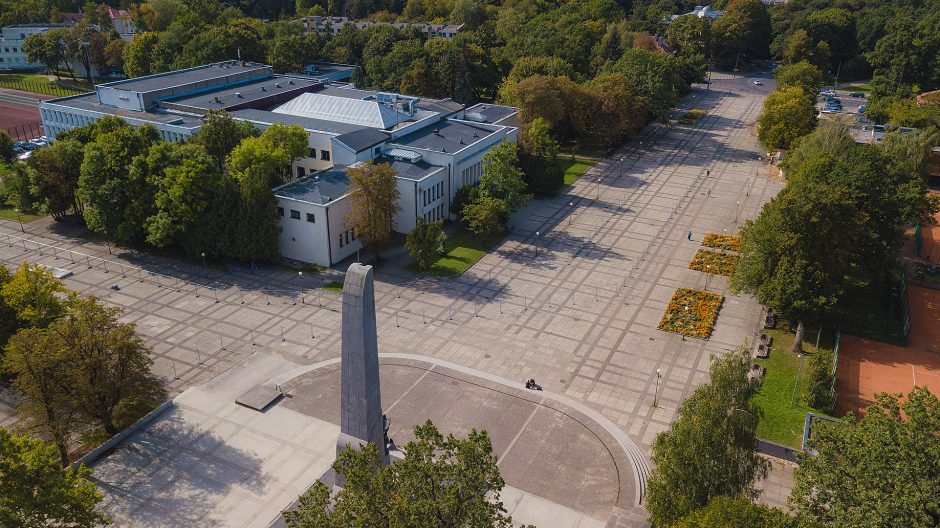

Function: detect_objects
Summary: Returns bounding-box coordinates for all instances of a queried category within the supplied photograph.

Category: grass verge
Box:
[558,157,596,186]
[322,281,344,293]
[0,206,44,223]
[0,74,84,96]
[754,324,835,447]
[414,228,505,278]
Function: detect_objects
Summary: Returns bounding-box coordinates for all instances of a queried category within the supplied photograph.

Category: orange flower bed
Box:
[658,288,724,338]
[688,249,738,276]
[702,233,742,252]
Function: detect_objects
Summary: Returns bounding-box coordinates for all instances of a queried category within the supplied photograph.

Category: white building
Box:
[300,16,464,40]
[0,23,71,69]
[39,61,518,267]
[668,5,724,22]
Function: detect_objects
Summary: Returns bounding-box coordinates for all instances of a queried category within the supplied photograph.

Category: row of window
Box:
[279,207,316,224]
[424,203,445,223]
[422,181,445,207]
[3,47,19,53]
[338,228,356,248]
[461,161,483,187]
[308,148,330,161]
[42,109,95,127]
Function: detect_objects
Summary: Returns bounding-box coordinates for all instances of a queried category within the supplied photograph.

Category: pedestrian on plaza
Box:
[687,230,693,241]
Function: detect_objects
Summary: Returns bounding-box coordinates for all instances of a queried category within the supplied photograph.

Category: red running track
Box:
[0,88,44,140]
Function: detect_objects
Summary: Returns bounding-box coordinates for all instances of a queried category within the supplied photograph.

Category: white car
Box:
[753,80,763,85]
[820,89,836,96]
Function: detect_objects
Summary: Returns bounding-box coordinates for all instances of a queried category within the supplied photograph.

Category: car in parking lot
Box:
[753,80,763,85]
[820,89,836,96]
[849,92,865,98]
[858,105,867,113]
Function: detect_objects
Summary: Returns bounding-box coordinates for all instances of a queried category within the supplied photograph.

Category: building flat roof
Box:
[274,169,350,205]
[101,62,270,94]
[333,128,390,152]
[377,157,445,182]
[160,76,321,111]
[392,119,502,154]
[42,93,204,127]
[230,108,364,135]
[465,103,517,125]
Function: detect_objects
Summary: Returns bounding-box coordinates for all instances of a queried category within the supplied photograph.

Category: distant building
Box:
[668,6,724,22]
[40,61,517,266]
[0,23,72,69]
[300,16,464,40]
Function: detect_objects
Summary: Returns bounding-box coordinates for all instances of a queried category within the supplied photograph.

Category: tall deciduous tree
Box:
[791,388,940,527]
[710,0,772,67]
[0,130,14,163]
[645,347,769,527]
[284,420,518,528]
[53,296,166,436]
[231,139,283,263]
[520,117,563,194]
[0,427,109,527]
[78,122,160,244]
[775,61,823,98]
[0,262,70,328]
[730,181,860,352]
[192,110,257,171]
[26,139,85,219]
[345,161,401,263]
[672,496,792,528]
[406,217,447,272]
[757,87,817,150]
[478,142,529,212]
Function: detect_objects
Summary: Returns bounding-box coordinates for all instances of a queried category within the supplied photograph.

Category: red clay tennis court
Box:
[835,285,940,416]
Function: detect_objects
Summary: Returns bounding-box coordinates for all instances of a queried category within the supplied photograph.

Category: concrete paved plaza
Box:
[0,75,785,525]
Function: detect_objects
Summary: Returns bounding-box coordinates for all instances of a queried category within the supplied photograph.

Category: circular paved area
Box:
[280,358,632,521]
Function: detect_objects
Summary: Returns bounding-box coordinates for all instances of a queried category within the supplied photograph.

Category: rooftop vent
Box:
[235,92,243,98]
[261,87,266,92]
[289,80,295,85]
[275,83,281,88]
[213,96,221,103]
[441,146,446,153]
[472,132,479,138]
[433,128,440,134]
[459,138,464,145]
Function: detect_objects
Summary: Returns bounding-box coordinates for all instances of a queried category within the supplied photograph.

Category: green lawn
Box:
[0,206,43,223]
[0,73,84,96]
[322,281,344,293]
[838,81,872,93]
[753,325,835,447]
[416,228,506,278]
[558,157,596,186]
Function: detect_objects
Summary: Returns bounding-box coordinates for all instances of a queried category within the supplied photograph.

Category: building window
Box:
[297,166,305,178]
[309,148,316,158]
[351,228,356,241]
[338,233,344,248]
[374,147,381,156]
[320,149,330,161]
[345,231,350,245]
[277,206,285,216]
[306,212,315,223]
[290,209,301,219]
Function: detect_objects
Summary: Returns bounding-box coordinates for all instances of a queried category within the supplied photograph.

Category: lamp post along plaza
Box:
[298,271,304,304]
[14,208,24,232]
[534,231,540,257]
[654,369,662,407]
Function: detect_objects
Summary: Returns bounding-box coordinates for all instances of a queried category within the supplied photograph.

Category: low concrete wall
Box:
[72,400,175,470]
[757,438,800,463]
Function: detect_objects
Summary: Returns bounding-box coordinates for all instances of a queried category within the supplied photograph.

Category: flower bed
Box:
[688,249,739,276]
[658,288,724,338]
[702,233,742,252]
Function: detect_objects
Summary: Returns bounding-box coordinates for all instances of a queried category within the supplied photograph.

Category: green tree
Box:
[645,347,769,527]
[78,121,160,244]
[122,32,168,78]
[3,328,77,466]
[284,420,517,528]
[710,0,772,67]
[519,117,563,194]
[144,143,219,250]
[26,139,84,219]
[779,123,855,177]
[730,181,861,352]
[230,137,283,262]
[665,14,710,57]
[791,388,940,527]
[672,496,793,528]
[0,262,70,328]
[0,427,108,527]
[0,130,14,163]
[53,296,166,436]
[775,61,822,98]
[463,195,509,237]
[259,123,309,182]
[406,217,447,272]
[604,48,683,121]
[757,87,817,150]
[478,142,529,211]
[192,109,257,171]
[0,265,18,353]
[345,161,401,263]
[22,29,74,80]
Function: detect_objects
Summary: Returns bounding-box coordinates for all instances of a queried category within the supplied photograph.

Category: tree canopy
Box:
[345,161,401,262]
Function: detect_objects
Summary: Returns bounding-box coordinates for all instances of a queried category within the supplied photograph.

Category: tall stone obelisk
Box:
[335,263,389,466]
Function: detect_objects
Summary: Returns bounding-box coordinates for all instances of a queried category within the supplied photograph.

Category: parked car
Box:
[820,89,836,96]
[17,151,32,161]
[858,105,867,113]
[753,80,763,85]
[849,92,865,98]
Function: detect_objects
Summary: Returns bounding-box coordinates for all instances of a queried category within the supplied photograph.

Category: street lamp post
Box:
[13,208,24,233]
[705,265,711,291]
[201,252,208,278]
[297,271,304,304]
[734,201,741,223]
[534,231,540,257]
[654,369,662,407]
[568,202,574,225]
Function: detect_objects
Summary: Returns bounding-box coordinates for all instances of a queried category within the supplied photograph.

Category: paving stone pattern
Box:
[0,78,785,520]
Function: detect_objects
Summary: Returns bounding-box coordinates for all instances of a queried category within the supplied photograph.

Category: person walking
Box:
[687,230,693,241]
